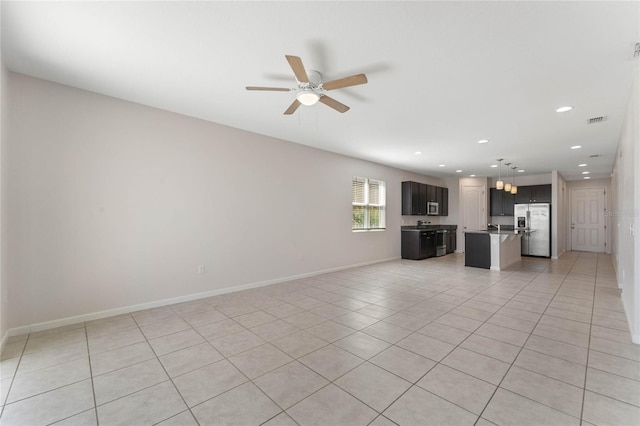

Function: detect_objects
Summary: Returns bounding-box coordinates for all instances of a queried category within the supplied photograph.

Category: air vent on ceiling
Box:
[589,154,601,158]
[587,116,607,124]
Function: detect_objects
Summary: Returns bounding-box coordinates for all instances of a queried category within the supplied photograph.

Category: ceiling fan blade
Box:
[322,73,368,91]
[246,86,291,91]
[319,96,350,113]
[284,99,302,115]
[285,55,309,83]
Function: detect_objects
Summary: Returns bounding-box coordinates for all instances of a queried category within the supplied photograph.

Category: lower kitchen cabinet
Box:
[401,230,436,260]
[446,232,456,253]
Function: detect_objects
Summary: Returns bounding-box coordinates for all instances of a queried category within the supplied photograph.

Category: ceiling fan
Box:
[246,55,368,115]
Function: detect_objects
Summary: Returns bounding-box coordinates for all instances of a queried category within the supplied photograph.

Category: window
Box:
[352,176,386,230]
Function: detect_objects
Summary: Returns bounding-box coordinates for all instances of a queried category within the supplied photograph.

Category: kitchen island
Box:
[464,230,522,271]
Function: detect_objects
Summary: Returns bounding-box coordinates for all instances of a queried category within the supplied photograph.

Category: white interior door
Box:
[462,185,486,252]
[571,188,605,252]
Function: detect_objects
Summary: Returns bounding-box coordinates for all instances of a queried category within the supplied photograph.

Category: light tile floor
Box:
[1,252,639,425]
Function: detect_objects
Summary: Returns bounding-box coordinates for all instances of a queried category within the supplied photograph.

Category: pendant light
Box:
[510,166,518,194]
[504,163,512,192]
[496,159,504,190]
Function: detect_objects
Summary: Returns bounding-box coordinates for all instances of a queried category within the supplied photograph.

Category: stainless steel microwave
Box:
[427,202,439,215]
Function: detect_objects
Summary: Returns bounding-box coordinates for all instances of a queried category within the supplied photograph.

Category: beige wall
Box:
[612,66,639,343]
[5,72,446,332]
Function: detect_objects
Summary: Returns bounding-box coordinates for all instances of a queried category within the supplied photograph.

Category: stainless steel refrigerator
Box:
[514,203,551,257]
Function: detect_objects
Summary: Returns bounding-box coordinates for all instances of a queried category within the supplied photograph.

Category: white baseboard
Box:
[7,256,400,337]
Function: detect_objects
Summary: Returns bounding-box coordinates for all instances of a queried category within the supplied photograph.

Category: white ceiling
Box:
[2,1,638,181]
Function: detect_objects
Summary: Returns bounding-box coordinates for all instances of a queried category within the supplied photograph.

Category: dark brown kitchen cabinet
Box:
[515,186,531,204]
[402,181,449,216]
[401,229,435,259]
[515,184,551,204]
[446,231,456,253]
[426,185,437,202]
[440,188,449,216]
[402,181,426,215]
[532,184,551,203]
[490,188,515,216]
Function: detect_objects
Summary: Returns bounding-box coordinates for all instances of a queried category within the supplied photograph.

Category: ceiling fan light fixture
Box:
[296,91,320,106]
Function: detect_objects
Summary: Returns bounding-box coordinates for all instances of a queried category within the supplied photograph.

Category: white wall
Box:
[611,65,639,343]
[5,72,442,331]
[0,57,8,343]
[551,171,567,259]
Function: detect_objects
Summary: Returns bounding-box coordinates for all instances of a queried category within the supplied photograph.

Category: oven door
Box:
[427,202,439,215]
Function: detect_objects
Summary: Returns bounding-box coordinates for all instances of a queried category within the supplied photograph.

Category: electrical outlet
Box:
[198,265,206,274]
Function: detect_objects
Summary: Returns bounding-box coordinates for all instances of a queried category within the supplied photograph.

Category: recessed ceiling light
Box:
[456,170,462,173]
[571,145,582,150]
[584,176,591,180]
[556,106,573,112]
[518,169,525,173]
[582,171,590,175]
[578,163,587,167]
[470,174,476,177]
[414,151,422,155]
[439,164,446,167]
[490,164,498,168]
[477,139,489,144]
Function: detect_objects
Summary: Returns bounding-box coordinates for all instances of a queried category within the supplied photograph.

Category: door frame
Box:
[568,186,608,253]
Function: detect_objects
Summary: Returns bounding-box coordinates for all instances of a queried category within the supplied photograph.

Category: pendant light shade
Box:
[510,166,518,194]
[496,159,504,190]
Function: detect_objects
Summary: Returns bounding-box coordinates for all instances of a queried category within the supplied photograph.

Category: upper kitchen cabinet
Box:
[440,187,449,216]
[402,181,426,215]
[531,184,551,203]
[490,188,515,216]
[426,185,437,202]
[515,184,551,204]
[402,182,449,216]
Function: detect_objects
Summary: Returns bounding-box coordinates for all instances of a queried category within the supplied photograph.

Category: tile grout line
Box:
[472,253,584,424]
[130,313,202,426]
[84,322,100,426]
[3,254,631,425]
[0,333,30,420]
[333,259,563,423]
[579,253,604,423]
